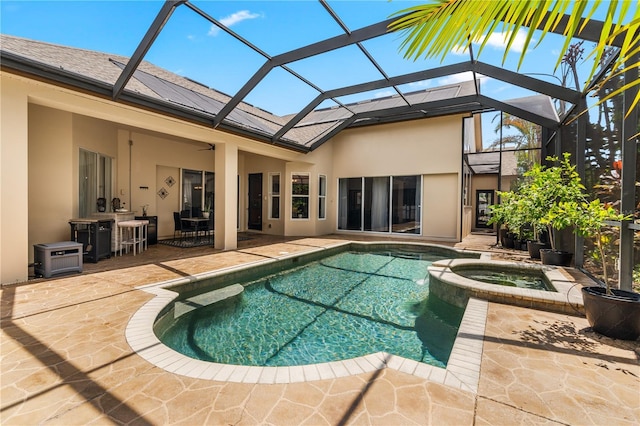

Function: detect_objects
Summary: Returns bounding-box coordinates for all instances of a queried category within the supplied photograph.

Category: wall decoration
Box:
[165,176,175,187]
[158,187,169,199]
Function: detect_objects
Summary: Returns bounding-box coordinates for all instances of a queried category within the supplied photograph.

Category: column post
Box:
[618,53,639,290]
[214,142,238,250]
[1,79,29,284]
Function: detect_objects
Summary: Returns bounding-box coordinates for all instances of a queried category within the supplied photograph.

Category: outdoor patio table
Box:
[181,217,210,243]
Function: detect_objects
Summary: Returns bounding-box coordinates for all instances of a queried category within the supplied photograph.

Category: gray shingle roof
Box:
[1,34,556,150]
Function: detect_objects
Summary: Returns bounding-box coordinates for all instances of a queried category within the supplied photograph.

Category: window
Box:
[79,148,112,217]
[205,171,214,218]
[291,173,309,219]
[269,173,280,219]
[462,163,472,207]
[318,175,327,219]
[338,175,421,234]
[180,169,214,218]
[181,169,202,217]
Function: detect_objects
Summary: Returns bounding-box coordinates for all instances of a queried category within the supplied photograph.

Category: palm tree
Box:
[388,0,640,115]
[490,113,542,177]
[490,114,541,150]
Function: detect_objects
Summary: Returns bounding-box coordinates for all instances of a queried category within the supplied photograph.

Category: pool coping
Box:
[125,243,488,393]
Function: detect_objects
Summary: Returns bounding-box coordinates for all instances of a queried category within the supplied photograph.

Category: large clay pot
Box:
[581,287,640,341]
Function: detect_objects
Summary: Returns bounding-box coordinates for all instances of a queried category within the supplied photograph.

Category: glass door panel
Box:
[391,175,421,234]
[364,176,390,232]
[475,190,494,228]
[338,178,362,230]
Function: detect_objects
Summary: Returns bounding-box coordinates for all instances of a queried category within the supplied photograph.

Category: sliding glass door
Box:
[364,177,390,232]
[338,175,421,234]
[338,178,362,230]
[391,175,421,234]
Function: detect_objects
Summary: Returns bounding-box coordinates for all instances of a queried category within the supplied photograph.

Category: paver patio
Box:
[1,234,638,425]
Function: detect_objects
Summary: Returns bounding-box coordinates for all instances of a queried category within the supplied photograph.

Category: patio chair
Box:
[202,213,214,243]
[173,212,183,239]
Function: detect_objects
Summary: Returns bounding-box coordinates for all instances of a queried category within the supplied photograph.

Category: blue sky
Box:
[1,0,604,130]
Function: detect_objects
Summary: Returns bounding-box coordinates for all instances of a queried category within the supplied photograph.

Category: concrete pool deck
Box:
[2,234,639,425]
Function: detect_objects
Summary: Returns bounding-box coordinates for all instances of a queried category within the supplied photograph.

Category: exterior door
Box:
[248,173,262,230]
[475,190,494,228]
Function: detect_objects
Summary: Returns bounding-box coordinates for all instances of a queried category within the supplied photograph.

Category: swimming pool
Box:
[155,248,467,369]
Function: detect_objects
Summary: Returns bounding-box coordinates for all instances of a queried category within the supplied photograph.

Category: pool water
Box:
[156,250,464,368]
[455,268,551,291]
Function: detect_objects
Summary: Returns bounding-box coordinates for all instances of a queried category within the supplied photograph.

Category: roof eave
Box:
[0,50,310,154]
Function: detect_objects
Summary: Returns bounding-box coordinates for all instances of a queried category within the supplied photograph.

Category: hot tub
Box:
[428,259,584,315]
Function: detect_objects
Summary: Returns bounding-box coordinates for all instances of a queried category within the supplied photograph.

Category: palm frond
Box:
[388,0,640,115]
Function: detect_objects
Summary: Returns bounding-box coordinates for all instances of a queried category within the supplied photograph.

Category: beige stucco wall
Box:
[423,173,460,240]
[28,105,75,253]
[1,70,469,283]
[332,117,462,177]
[330,116,465,240]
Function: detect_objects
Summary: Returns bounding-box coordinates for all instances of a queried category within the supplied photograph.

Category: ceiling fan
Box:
[198,143,215,151]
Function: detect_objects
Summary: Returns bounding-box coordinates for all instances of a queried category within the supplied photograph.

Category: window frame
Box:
[268,172,280,220]
[318,174,327,220]
[79,148,113,218]
[337,174,422,235]
[291,172,310,220]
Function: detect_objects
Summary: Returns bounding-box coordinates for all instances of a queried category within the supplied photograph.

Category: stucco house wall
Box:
[331,115,465,240]
[1,70,470,284]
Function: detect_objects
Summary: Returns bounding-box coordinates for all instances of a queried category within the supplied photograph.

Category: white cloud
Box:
[208,10,261,36]
[437,72,489,87]
[438,71,475,85]
[374,90,395,98]
[451,44,469,55]
[408,80,431,88]
[476,31,533,53]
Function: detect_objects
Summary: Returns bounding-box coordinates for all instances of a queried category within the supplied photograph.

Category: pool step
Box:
[174,284,244,318]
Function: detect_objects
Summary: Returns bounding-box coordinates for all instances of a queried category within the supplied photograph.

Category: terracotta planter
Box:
[540,249,573,266]
[582,287,640,341]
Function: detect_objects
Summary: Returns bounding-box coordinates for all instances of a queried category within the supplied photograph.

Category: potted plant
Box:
[516,183,549,259]
[488,172,546,256]
[569,199,639,340]
[488,190,522,249]
[527,153,585,266]
[489,154,587,264]
[202,196,212,219]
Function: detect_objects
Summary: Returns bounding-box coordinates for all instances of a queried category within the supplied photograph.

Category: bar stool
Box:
[118,220,146,256]
[136,219,149,253]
